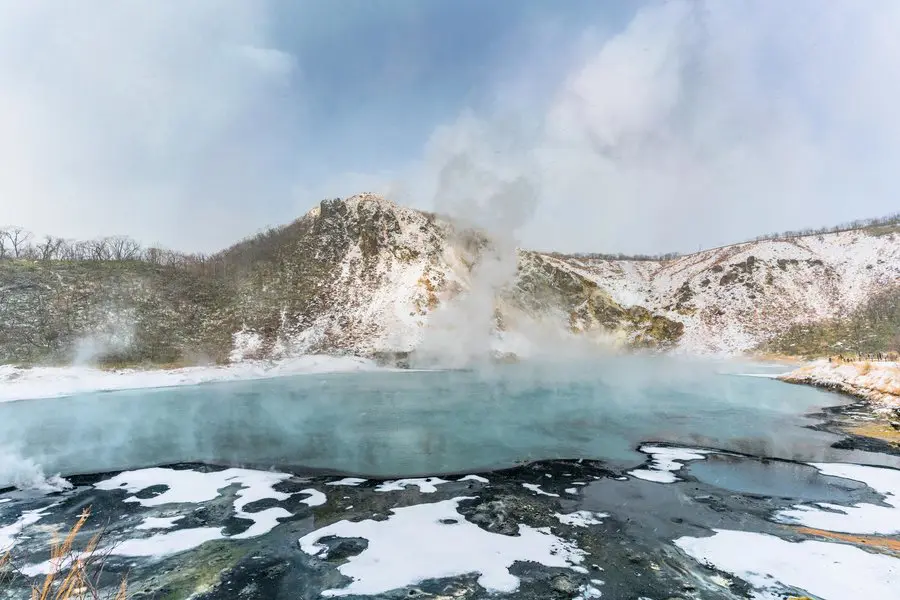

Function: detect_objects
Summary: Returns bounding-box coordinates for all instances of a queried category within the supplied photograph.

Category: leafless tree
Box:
[88,238,110,261]
[4,227,32,258]
[143,246,164,265]
[36,236,66,261]
[0,228,8,259]
[107,235,142,260]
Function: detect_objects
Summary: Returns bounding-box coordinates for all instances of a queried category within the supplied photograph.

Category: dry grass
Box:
[0,507,127,600]
[792,526,900,557]
[858,361,873,376]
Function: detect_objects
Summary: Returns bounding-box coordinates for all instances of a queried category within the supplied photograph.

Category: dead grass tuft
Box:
[1,507,127,599]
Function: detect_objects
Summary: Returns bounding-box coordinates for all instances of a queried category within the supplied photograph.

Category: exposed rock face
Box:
[0,193,897,365]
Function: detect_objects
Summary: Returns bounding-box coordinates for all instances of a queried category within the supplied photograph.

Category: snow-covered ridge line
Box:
[0,355,384,403]
[778,360,900,412]
[548,226,899,354]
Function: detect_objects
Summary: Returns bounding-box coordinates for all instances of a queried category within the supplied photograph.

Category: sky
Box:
[1,0,899,255]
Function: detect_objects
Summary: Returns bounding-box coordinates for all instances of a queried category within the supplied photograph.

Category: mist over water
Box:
[2,355,894,488]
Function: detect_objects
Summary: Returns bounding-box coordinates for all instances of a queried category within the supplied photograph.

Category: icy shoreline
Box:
[0,355,385,403]
[779,360,900,412]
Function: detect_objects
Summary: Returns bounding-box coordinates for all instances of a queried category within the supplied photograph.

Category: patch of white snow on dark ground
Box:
[675,529,899,600]
[521,483,559,497]
[774,462,900,535]
[374,478,449,493]
[299,497,586,597]
[628,445,711,484]
[555,511,608,527]
[326,478,367,487]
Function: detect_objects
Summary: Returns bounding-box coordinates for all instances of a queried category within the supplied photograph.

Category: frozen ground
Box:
[0,355,384,403]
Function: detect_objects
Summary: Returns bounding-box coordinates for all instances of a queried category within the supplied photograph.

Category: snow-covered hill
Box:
[0,193,897,365]
[547,230,899,354]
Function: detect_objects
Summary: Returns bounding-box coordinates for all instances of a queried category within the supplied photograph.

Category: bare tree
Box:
[107,235,142,260]
[36,236,66,261]
[0,228,8,259]
[88,238,110,261]
[5,227,32,258]
[143,246,164,265]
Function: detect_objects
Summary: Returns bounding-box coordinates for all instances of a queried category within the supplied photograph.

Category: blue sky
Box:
[2,1,899,254]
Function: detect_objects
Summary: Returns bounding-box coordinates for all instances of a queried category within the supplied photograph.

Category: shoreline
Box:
[778,360,900,413]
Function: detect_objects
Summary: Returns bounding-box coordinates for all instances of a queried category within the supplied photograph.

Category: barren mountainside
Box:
[0,193,897,366]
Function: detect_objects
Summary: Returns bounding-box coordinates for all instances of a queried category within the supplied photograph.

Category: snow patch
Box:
[374,478,449,494]
[0,355,383,403]
[326,477,368,487]
[94,467,311,550]
[135,516,183,530]
[675,529,900,600]
[522,483,559,497]
[0,506,53,553]
[628,445,710,484]
[298,497,586,596]
[774,462,900,535]
[458,474,489,483]
[555,511,609,528]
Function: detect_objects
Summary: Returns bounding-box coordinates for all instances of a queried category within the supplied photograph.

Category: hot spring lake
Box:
[2,355,897,485]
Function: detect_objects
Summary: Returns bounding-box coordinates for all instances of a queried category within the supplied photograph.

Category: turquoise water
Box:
[0,356,887,484]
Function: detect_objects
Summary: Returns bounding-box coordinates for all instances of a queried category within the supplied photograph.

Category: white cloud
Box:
[5,1,900,255]
[406,0,900,254]
[0,0,298,252]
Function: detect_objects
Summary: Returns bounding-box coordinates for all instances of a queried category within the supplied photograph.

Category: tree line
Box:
[749,212,900,242]
[0,226,204,266]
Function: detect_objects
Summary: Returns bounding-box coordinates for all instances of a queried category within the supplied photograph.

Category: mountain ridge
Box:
[1,193,897,366]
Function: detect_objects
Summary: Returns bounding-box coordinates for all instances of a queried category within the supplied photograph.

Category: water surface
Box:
[1,356,894,486]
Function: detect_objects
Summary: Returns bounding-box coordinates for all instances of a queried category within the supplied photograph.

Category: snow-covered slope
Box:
[549,231,900,354]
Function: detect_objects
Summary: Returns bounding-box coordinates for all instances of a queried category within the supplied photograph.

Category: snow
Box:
[298,497,587,596]
[94,467,315,548]
[458,474,489,483]
[109,528,225,559]
[326,477,367,487]
[135,516,183,530]
[675,529,900,600]
[780,360,900,410]
[774,462,900,535]
[554,228,900,354]
[522,483,559,497]
[374,477,450,493]
[0,355,383,403]
[0,505,52,553]
[298,488,327,507]
[628,445,710,484]
[555,511,608,527]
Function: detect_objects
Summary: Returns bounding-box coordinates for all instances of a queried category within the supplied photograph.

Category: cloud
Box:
[402,0,900,254]
[5,1,900,256]
[0,0,299,252]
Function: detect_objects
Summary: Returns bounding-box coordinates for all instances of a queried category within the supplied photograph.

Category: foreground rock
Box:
[2,446,899,599]
[779,360,900,413]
